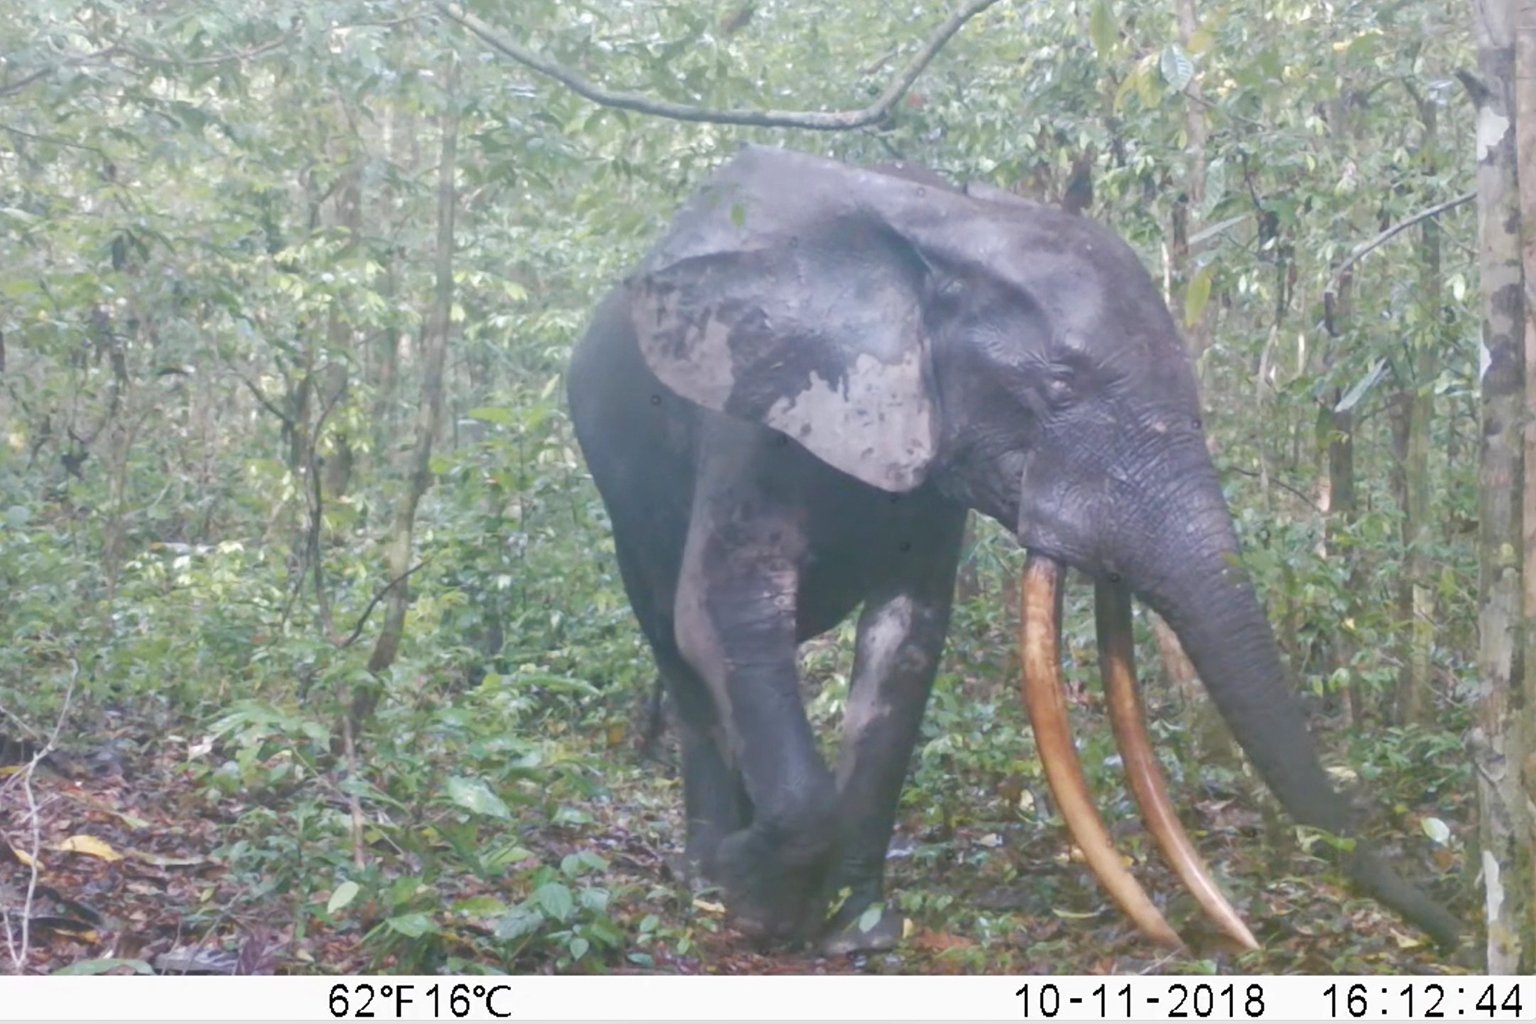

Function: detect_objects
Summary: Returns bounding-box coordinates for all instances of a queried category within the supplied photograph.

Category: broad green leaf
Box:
[1136,55,1159,107]
[857,903,885,934]
[552,805,593,826]
[1449,273,1467,302]
[385,912,437,938]
[1257,45,1283,82]
[1090,0,1116,58]
[452,895,508,917]
[534,881,574,922]
[485,845,535,871]
[445,776,511,820]
[327,880,361,914]
[1160,44,1195,92]
[495,907,543,941]
[1114,68,1140,113]
[1345,32,1382,61]
[1421,817,1452,845]
[1202,159,1228,218]
[466,406,517,427]
[1184,266,1214,327]
[515,673,600,697]
[561,850,606,876]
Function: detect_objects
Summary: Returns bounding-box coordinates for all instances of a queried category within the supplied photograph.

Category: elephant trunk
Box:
[1017,495,1463,949]
[1135,536,1464,949]
[1140,539,1350,834]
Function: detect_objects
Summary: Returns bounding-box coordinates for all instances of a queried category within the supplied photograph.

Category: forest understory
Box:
[1,618,1477,976]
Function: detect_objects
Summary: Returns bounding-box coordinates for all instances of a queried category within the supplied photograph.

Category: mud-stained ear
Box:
[627,149,940,492]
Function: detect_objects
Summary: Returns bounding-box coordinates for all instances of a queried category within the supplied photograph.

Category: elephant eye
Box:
[1044,368,1077,407]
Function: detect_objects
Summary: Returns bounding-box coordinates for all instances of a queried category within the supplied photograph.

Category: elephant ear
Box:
[627,147,940,493]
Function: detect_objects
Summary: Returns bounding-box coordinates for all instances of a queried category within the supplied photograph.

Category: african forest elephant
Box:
[566,146,1461,955]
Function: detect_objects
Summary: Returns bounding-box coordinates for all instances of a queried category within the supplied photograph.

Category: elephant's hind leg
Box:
[666,662,750,884]
[606,519,748,887]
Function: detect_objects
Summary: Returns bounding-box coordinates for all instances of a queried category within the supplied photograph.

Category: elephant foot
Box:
[819,900,904,955]
[665,850,722,895]
[670,823,734,892]
[817,857,903,954]
[715,827,830,943]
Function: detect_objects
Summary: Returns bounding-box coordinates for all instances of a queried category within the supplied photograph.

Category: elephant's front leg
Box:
[674,490,837,941]
[822,521,963,955]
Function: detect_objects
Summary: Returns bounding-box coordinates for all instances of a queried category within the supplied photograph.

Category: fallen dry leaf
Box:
[1,835,38,868]
[55,835,123,862]
[912,929,977,953]
[29,916,100,943]
[122,848,206,868]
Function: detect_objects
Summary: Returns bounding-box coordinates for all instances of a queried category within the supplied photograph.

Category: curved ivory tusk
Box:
[1094,581,1261,952]
[1019,554,1182,949]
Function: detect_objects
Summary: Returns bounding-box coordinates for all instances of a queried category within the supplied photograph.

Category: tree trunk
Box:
[1316,268,1362,724]
[358,57,460,719]
[1172,0,1210,364]
[321,159,361,502]
[373,101,408,446]
[1472,0,1534,973]
[1395,96,1442,727]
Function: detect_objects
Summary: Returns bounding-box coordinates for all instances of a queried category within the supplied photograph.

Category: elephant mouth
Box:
[1018,552,1260,952]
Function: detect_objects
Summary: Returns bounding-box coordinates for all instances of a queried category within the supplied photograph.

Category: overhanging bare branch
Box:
[0,46,119,100]
[1327,190,1475,295]
[437,0,1006,130]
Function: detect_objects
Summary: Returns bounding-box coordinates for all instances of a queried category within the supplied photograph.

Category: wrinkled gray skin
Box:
[567,146,1460,954]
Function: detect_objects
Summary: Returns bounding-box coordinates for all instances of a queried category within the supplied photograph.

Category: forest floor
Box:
[1,689,1477,978]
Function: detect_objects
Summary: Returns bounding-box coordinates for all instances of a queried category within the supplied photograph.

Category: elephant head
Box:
[623,146,1461,950]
